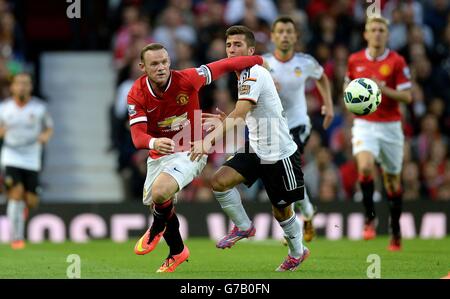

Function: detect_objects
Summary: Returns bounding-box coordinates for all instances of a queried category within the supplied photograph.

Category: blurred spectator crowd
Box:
[0,0,27,99]
[0,0,449,203]
[108,0,450,203]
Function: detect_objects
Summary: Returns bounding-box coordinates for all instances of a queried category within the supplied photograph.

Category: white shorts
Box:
[351,119,404,174]
[142,152,207,205]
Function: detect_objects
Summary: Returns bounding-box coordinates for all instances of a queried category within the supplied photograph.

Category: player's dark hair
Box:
[140,43,167,62]
[271,16,297,32]
[225,25,256,48]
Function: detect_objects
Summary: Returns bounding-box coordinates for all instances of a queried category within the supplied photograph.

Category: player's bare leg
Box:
[135,173,179,254]
[383,172,402,251]
[297,189,315,242]
[6,184,26,249]
[274,204,309,271]
[211,166,255,249]
[24,192,39,210]
[24,192,39,221]
[356,151,377,240]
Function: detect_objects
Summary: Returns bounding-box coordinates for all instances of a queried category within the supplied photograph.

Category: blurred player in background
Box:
[129,43,263,272]
[265,16,335,242]
[345,16,412,250]
[0,73,53,250]
[191,26,310,272]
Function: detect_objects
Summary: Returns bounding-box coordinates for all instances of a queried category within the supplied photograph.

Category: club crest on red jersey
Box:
[176,93,189,106]
[379,64,392,76]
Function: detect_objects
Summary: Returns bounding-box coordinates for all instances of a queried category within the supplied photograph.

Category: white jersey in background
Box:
[0,97,53,171]
[237,64,297,161]
[263,53,323,129]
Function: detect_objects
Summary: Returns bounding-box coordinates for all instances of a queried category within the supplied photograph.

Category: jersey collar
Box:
[365,48,390,61]
[146,73,172,97]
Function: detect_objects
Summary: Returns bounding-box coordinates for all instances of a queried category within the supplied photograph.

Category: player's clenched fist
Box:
[153,137,175,155]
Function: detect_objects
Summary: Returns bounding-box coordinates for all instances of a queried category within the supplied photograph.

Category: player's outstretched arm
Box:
[206,55,263,81]
[371,77,412,104]
[0,126,6,138]
[38,127,54,144]
[315,74,334,130]
[189,101,252,162]
[202,107,227,133]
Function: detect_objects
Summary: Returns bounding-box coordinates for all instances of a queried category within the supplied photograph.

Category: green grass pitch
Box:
[0,237,449,279]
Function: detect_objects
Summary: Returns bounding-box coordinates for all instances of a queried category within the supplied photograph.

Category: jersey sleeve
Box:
[181,66,212,91]
[238,68,263,104]
[304,54,323,80]
[394,55,412,91]
[42,106,54,129]
[127,92,148,126]
[182,56,264,91]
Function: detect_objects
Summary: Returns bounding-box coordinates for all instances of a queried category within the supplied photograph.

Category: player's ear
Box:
[270,31,276,43]
[139,62,145,72]
[248,47,255,56]
[363,30,369,43]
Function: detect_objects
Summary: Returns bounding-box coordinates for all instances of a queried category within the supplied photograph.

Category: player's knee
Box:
[210,176,231,192]
[151,184,174,204]
[272,205,293,222]
[8,185,24,200]
[384,174,400,193]
[359,165,374,177]
[25,193,39,209]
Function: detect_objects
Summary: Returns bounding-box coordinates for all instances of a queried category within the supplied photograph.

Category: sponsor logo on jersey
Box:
[379,64,392,76]
[356,66,366,72]
[157,112,189,132]
[294,66,302,77]
[239,84,251,95]
[128,104,137,116]
[176,93,189,106]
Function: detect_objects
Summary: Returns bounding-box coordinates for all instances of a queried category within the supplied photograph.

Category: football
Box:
[343,78,382,115]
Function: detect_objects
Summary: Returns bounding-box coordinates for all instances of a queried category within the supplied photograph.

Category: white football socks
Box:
[279,211,304,259]
[7,199,26,241]
[213,188,252,231]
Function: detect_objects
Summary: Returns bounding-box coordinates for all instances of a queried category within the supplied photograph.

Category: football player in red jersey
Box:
[129,43,264,272]
[345,16,412,251]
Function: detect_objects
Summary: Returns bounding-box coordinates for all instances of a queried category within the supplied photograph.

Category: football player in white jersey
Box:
[0,73,53,249]
[190,25,310,272]
[265,16,335,242]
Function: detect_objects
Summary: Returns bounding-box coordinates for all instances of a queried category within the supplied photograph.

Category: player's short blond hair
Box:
[365,16,390,31]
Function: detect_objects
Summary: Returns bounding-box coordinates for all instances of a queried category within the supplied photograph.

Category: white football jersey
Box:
[237,64,297,161]
[263,53,323,129]
[0,97,53,171]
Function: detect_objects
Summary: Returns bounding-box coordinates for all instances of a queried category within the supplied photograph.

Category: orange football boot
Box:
[134,228,165,255]
[11,240,25,250]
[387,236,402,251]
[363,221,376,240]
[156,246,190,273]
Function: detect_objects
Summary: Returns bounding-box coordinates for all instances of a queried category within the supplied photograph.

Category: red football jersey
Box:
[128,69,203,158]
[346,49,411,122]
[127,56,263,159]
